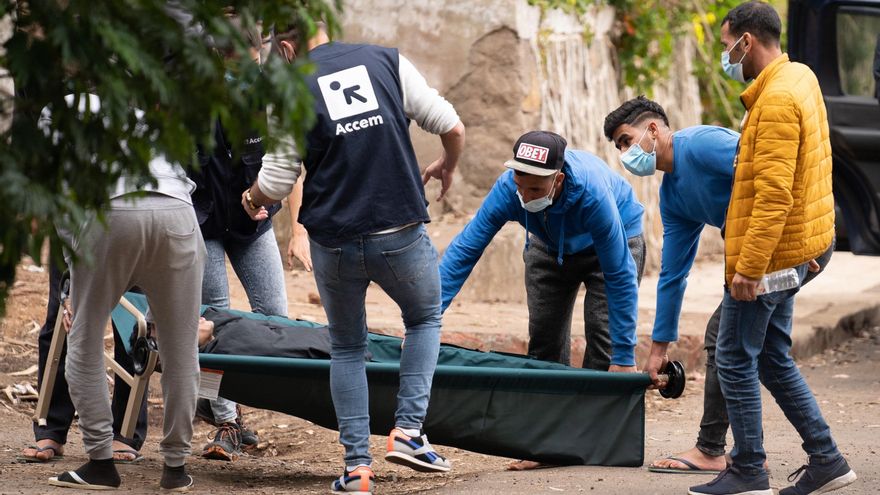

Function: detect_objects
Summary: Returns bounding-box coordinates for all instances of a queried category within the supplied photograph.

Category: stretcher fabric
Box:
[112,293,648,466]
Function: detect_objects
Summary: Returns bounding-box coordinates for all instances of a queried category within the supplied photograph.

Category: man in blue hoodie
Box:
[440,131,644,373]
[603,96,832,475]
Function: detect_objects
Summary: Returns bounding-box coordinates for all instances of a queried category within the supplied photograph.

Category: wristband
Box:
[245,189,260,210]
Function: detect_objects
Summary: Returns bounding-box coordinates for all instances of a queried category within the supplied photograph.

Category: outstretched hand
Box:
[241,189,269,221]
[422,155,455,202]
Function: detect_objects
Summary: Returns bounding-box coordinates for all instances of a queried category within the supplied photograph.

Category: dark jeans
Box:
[696,243,834,457]
[524,234,646,370]
[33,262,148,450]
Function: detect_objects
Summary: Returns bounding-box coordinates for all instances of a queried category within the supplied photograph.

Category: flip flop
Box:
[15,445,64,463]
[648,456,722,475]
[48,471,117,491]
[113,448,145,464]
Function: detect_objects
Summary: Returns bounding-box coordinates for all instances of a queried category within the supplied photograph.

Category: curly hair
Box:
[602,96,669,142]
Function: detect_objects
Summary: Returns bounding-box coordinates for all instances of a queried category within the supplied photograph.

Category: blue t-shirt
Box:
[653,125,740,342]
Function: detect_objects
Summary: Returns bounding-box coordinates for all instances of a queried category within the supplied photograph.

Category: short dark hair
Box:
[721,1,782,46]
[602,96,669,141]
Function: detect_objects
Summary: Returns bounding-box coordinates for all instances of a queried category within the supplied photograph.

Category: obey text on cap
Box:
[515,143,550,164]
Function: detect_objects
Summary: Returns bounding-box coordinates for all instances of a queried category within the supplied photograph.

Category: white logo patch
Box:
[317,65,379,121]
[516,143,550,163]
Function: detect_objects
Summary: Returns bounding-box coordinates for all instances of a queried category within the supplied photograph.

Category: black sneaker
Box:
[779,456,857,495]
[689,466,772,495]
[160,464,194,492]
[195,399,258,451]
[201,422,242,461]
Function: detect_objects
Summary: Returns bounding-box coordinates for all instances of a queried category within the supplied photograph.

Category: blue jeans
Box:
[202,228,288,317]
[310,224,442,468]
[202,228,288,423]
[716,262,841,474]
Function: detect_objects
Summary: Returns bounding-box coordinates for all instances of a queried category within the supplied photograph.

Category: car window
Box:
[836,8,880,97]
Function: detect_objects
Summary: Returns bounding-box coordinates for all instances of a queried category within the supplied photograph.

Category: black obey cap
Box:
[504,131,567,176]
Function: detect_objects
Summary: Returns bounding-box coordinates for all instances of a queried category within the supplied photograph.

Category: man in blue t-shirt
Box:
[603,96,831,474]
[441,131,645,374]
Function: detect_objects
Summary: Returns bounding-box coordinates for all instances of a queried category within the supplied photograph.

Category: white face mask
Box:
[721,34,748,83]
[516,173,558,213]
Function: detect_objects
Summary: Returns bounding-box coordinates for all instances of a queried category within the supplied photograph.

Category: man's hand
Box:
[241,188,269,221]
[61,299,73,333]
[808,259,820,272]
[288,226,312,272]
[643,341,670,389]
[730,272,761,301]
[608,364,639,373]
[422,121,465,202]
[422,154,455,201]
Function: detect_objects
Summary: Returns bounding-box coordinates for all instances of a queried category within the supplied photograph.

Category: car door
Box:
[789,0,880,254]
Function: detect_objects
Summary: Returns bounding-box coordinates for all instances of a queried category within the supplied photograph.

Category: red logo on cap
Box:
[516,143,549,164]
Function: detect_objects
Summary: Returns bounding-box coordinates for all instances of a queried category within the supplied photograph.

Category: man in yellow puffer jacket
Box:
[689,3,857,495]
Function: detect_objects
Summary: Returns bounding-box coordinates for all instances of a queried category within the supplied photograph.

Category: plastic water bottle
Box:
[757,268,800,295]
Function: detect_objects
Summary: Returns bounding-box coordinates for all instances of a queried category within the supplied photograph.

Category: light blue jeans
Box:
[310,223,442,468]
[202,228,287,423]
[716,262,841,474]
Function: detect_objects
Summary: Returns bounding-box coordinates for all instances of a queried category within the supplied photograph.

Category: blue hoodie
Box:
[652,125,739,343]
[440,150,644,366]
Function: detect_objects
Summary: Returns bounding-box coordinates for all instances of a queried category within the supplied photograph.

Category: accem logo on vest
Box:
[317,65,385,136]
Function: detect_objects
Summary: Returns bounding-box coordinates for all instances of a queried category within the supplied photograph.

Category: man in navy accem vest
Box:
[241,20,465,495]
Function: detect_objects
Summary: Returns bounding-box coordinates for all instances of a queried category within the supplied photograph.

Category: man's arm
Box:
[732,96,800,300]
[243,108,303,219]
[286,172,311,271]
[422,122,465,201]
[398,53,465,201]
[645,214,705,386]
[439,180,514,312]
[584,195,640,369]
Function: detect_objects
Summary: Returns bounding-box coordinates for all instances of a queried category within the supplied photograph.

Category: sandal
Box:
[16,445,64,463]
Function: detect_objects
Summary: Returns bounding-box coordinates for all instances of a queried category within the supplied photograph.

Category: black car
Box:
[788,0,880,254]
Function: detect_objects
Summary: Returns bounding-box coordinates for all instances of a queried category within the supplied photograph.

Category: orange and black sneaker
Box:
[330,465,374,494]
[201,422,242,462]
[384,427,451,473]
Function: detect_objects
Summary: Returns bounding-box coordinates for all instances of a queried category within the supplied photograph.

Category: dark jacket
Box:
[190,121,280,243]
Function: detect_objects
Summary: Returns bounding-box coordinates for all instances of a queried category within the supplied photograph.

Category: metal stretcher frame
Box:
[33,295,157,439]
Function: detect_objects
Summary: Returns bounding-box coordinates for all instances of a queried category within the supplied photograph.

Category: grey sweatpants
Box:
[524,234,645,369]
[65,195,205,467]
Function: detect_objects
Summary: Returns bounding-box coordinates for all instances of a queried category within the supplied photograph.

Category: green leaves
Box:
[0,0,341,314]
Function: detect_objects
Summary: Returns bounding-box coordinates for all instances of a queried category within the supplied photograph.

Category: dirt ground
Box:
[1,257,878,494]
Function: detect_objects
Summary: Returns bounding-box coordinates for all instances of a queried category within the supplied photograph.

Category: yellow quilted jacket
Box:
[725,54,835,285]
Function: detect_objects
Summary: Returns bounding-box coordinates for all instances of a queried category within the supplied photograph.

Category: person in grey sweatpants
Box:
[46,94,205,492]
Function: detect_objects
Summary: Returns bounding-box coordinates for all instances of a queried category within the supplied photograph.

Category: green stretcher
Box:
[112,292,649,466]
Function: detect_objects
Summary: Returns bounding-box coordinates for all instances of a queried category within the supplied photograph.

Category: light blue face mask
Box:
[516,173,558,213]
[619,126,657,176]
[721,34,747,83]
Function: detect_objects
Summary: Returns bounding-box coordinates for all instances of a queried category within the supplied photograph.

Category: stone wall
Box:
[273,0,721,303]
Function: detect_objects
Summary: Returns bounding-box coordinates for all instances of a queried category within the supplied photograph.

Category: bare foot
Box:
[111,439,141,462]
[649,447,726,472]
[507,460,554,471]
[21,438,64,461]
